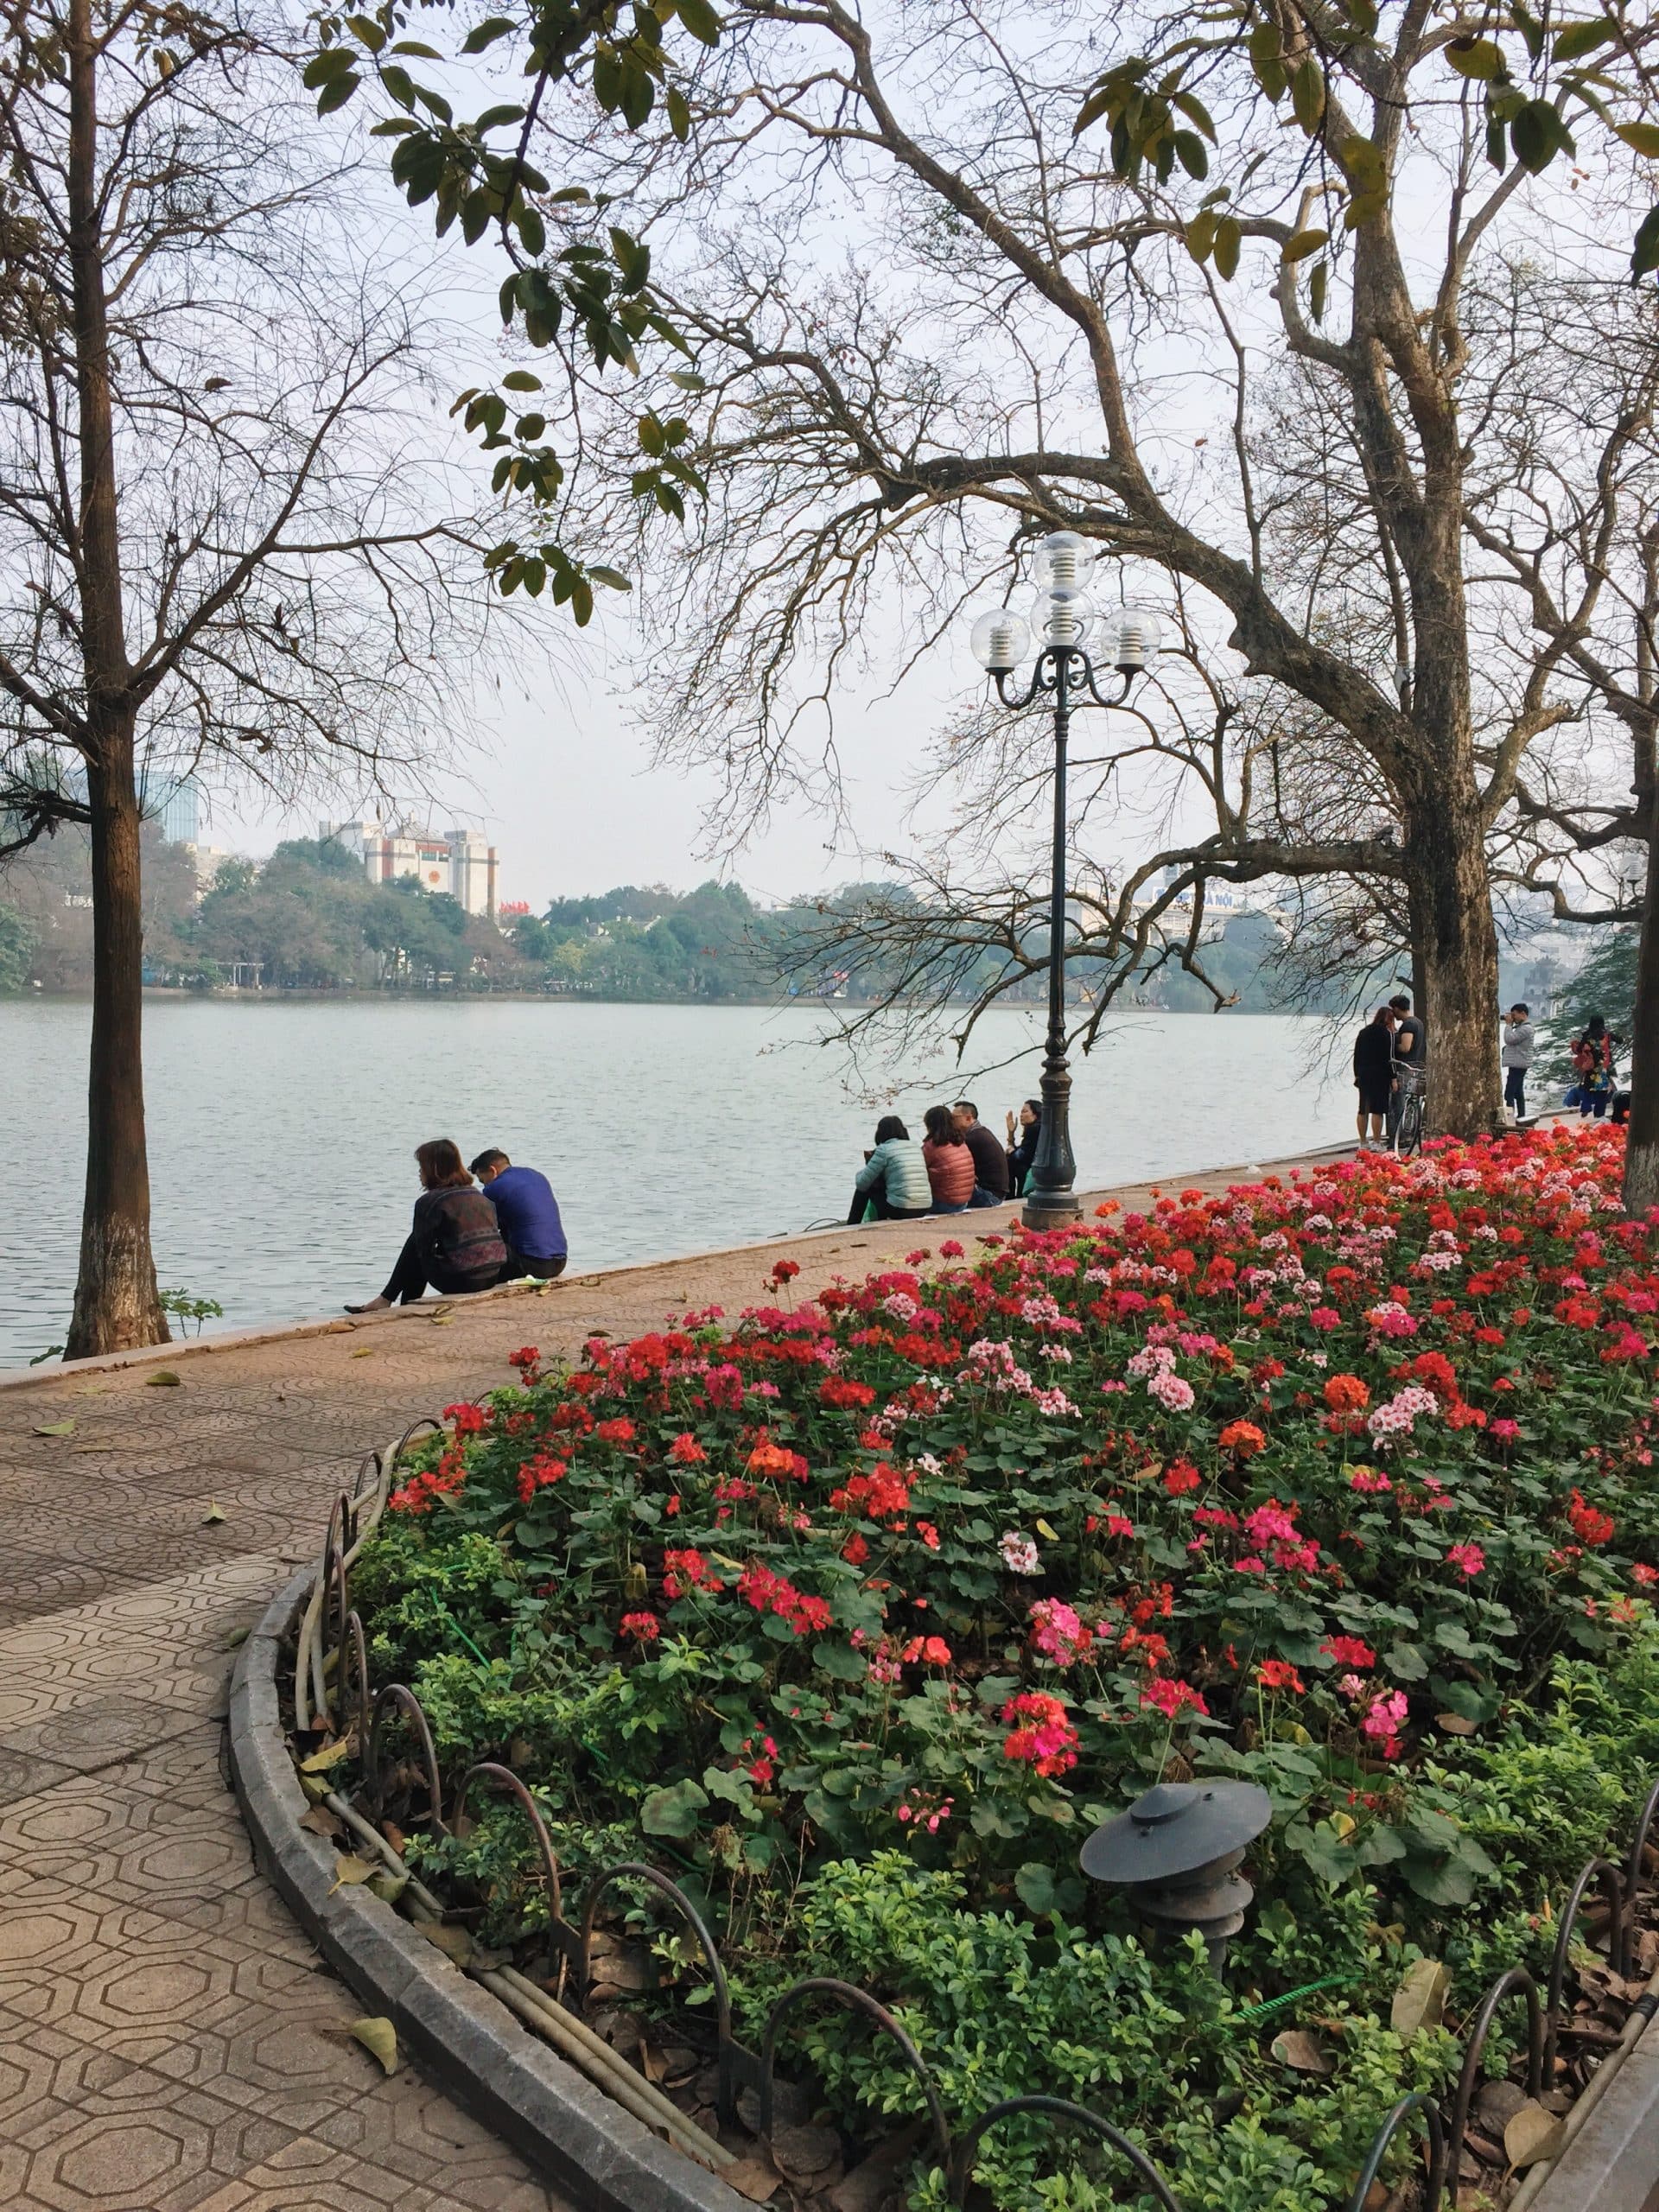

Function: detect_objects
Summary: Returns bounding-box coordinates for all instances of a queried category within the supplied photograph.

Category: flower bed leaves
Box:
[352,1126,1659,2210]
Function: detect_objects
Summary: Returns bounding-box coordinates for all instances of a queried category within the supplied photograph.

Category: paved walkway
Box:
[0,1156,1331,2212]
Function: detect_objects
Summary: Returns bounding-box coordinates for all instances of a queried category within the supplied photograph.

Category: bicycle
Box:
[1393,1062,1427,1158]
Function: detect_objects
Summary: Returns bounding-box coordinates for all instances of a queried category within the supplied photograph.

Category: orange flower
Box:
[1217,1419,1267,1458]
[1323,1374,1370,1414]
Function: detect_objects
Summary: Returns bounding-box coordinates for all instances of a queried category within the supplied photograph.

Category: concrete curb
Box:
[1526,2001,1659,2212]
[227,1568,747,2212]
[0,1130,1389,1394]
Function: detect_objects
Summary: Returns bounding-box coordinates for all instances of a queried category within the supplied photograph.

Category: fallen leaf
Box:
[416,1919,474,1967]
[381,1818,407,1856]
[1034,1517,1059,1541]
[299,1738,353,1774]
[145,1370,182,1388]
[202,1500,226,1525]
[429,1317,453,1327]
[1436,1712,1478,1736]
[722,2155,782,2202]
[1391,1957,1449,2039]
[33,1420,74,1436]
[1503,2100,1565,2171]
[772,2120,842,2183]
[225,1626,250,1649]
[298,1771,333,1803]
[366,1869,408,1906]
[329,1853,377,1893]
[349,2016,399,2075]
[299,1806,344,1840]
[351,1346,375,1358]
[1270,2028,1333,2075]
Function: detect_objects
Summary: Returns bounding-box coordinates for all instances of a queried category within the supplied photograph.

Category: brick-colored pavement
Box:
[0,1153,1331,2210]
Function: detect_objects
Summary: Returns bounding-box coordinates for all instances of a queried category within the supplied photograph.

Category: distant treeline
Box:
[1,830,1311,1008]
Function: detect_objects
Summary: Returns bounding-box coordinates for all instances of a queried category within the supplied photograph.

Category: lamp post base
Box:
[1020,1191,1082,1233]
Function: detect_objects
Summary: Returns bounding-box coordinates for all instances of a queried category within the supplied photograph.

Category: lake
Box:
[0,999,1347,1367]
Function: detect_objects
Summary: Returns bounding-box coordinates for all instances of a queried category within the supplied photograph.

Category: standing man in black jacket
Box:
[951,1102,1011,1208]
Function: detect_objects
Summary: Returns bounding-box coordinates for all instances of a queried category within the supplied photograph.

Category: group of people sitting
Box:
[847,1098,1042,1224]
[346,1140,567,1313]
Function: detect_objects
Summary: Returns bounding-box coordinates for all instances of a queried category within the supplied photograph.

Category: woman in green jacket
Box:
[848,1116,933,1224]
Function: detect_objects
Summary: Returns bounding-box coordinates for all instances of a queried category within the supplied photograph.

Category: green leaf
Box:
[640,1777,708,1836]
[1184,209,1218,264]
[1291,57,1325,134]
[1211,215,1241,281]
[461,16,518,52]
[1385,1640,1429,1681]
[1553,22,1612,62]
[1444,36,1505,80]
[1618,124,1659,159]
[518,205,546,257]
[588,565,632,592]
[1170,90,1216,143]
[1308,261,1328,322]
[1403,1854,1478,1907]
[672,0,722,48]
[1173,130,1208,180]
[1633,205,1659,280]
[302,47,357,86]
[665,86,691,143]
[501,371,543,391]
[1014,1862,1058,1916]
[812,1639,867,1681]
[1281,226,1328,264]
[1511,99,1572,174]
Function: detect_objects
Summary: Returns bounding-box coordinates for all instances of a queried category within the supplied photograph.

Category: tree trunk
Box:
[1402,796,1503,1140]
[67,738,168,1357]
[1624,800,1659,1219]
[61,0,168,1360]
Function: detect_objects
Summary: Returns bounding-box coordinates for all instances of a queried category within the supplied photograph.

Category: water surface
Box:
[1,999,1344,1365]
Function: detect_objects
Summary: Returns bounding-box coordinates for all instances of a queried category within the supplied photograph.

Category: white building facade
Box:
[321,817,499,918]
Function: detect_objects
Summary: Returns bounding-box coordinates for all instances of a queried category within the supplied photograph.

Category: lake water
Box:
[0,999,1347,1368]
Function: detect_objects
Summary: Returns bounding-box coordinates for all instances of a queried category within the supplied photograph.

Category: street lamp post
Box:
[970,532,1160,1233]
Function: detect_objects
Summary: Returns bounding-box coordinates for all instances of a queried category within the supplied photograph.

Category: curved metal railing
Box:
[290,1408,1659,2212]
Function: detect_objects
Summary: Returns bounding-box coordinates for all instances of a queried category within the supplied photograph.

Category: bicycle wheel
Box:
[1398,1087,1424,1158]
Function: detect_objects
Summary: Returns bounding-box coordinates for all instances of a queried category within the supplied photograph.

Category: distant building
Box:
[321,816,499,918]
[139,771,200,846]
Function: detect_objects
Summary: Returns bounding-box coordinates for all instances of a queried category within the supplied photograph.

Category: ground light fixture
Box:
[969,531,1163,1229]
[1080,1780,1273,1968]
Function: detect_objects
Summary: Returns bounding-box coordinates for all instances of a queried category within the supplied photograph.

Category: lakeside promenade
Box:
[0,1147,1338,2212]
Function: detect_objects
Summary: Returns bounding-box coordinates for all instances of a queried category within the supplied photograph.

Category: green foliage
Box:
[1541,928,1638,1085]
[307,0,715,608]
[1073,2,1658,286]
[0,903,35,992]
[157,1287,225,1335]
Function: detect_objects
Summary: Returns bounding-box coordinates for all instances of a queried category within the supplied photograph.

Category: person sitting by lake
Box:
[346,1139,508,1312]
[847,1115,933,1224]
[922,1103,976,1213]
[1352,1005,1395,1147]
[951,1099,1010,1206]
[1006,1098,1041,1196]
[470,1148,568,1281]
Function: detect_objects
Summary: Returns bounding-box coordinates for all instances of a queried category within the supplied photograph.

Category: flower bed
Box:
[351,1125,1659,2210]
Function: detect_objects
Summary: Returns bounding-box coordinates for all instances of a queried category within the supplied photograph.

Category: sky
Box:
[207,606,969,910]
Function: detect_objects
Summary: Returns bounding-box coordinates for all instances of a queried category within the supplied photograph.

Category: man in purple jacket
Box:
[469,1149,569,1281]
